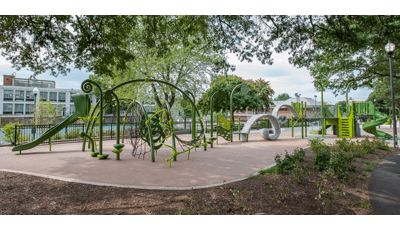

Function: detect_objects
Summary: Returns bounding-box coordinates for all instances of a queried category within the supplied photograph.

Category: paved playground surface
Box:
[0,130,309,189]
[1,127,398,190]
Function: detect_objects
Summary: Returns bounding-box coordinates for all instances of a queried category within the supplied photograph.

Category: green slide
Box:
[362,110,393,139]
[12,94,90,152]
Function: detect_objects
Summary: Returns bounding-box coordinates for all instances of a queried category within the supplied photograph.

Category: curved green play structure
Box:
[355,102,393,139]
[12,94,91,153]
[80,78,207,167]
[292,93,393,139]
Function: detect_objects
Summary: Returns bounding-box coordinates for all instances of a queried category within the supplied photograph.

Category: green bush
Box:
[314,148,331,171]
[53,132,64,140]
[308,138,331,153]
[0,122,23,145]
[328,150,356,181]
[309,130,322,135]
[65,129,81,139]
[275,148,306,174]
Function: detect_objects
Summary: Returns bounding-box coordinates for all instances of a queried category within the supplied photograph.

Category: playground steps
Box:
[339,117,353,138]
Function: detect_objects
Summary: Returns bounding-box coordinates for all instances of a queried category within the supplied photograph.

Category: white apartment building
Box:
[0,74,97,123]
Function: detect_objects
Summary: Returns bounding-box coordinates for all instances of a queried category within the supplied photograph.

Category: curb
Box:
[0,163,277,191]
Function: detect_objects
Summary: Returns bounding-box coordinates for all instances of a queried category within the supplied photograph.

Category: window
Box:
[3,104,13,114]
[55,105,63,116]
[49,92,57,101]
[40,92,48,101]
[4,90,13,101]
[70,105,75,114]
[26,91,34,101]
[70,93,74,102]
[15,90,25,101]
[58,93,66,102]
[25,104,35,114]
[15,104,24,114]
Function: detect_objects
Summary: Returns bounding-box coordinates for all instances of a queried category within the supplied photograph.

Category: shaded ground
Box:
[1,148,397,215]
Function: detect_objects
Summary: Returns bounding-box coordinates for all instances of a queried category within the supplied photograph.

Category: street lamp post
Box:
[33,87,39,139]
[385,41,398,148]
[314,95,317,112]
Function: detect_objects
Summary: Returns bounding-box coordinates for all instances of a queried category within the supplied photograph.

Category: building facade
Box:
[233,97,322,120]
[0,75,96,124]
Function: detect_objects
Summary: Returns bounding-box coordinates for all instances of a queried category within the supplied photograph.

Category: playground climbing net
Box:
[124,103,151,160]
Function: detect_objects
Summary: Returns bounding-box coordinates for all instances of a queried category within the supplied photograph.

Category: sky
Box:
[0,51,373,105]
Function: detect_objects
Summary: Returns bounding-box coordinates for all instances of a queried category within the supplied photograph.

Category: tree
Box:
[3,15,399,96]
[253,16,400,94]
[367,77,400,109]
[0,122,22,145]
[0,15,267,78]
[90,16,228,110]
[274,93,290,101]
[196,75,274,115]
[34,98,63,125]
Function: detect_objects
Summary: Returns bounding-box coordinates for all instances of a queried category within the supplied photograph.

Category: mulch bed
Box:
[0,148,397,215]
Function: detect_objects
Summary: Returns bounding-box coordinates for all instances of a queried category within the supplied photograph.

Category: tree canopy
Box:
[1,15,399,97]
[196,75,274,115]
[367,77,400,109]
[274,93,290,101]
[0,15,267,78]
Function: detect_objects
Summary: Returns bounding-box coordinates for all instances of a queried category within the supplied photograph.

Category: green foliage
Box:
[309,130,322,134]
[328,150,356,181]
[258,119,270,129]
[0,122,22,144]
[308,138,331,153]
[34,98,63,125]
[274,93,290,101]
[65,129,81,139]
[309,136,389,181]
[258,167,278,175]
[368,77,400,109]
[197,75,274,115]
[274,148,306,174]
[53,132,64,140]
[314,149,331,171]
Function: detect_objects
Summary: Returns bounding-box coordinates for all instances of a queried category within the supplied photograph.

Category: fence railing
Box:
[13,117,320,146]
[14,122,128,146]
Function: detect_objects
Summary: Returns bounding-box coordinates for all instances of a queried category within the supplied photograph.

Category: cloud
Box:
[227,51,373,104]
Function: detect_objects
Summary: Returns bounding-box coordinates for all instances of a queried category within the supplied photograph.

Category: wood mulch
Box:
[0,148,397,215]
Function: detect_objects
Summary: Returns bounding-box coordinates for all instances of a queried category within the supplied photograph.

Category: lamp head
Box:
[385,41,395,55]
[33,87,39,95]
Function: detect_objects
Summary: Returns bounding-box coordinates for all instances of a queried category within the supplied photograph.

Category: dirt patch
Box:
[0,147,396,215]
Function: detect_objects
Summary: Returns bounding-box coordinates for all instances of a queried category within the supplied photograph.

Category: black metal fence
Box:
[14,123,126,146]
[175,117,318,134]
[13,117,318,146]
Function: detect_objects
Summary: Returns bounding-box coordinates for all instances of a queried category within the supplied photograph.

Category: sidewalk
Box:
[369,152,400,215]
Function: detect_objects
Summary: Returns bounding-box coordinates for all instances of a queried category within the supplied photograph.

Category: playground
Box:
[0,126,398,215]
[1,78,399,215]
[1,131,311,188]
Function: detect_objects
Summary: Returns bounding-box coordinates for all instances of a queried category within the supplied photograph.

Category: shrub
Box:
[53,132,64,140]
[314,148,331,171]
[0,122,23,145]
[308,138,331,153]
[373,138,390,150]
[275,148,306,174]
[328,150,356,181]
[65,129,81,139]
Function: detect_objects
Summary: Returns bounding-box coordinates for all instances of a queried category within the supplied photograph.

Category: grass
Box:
[258,166,278,175]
